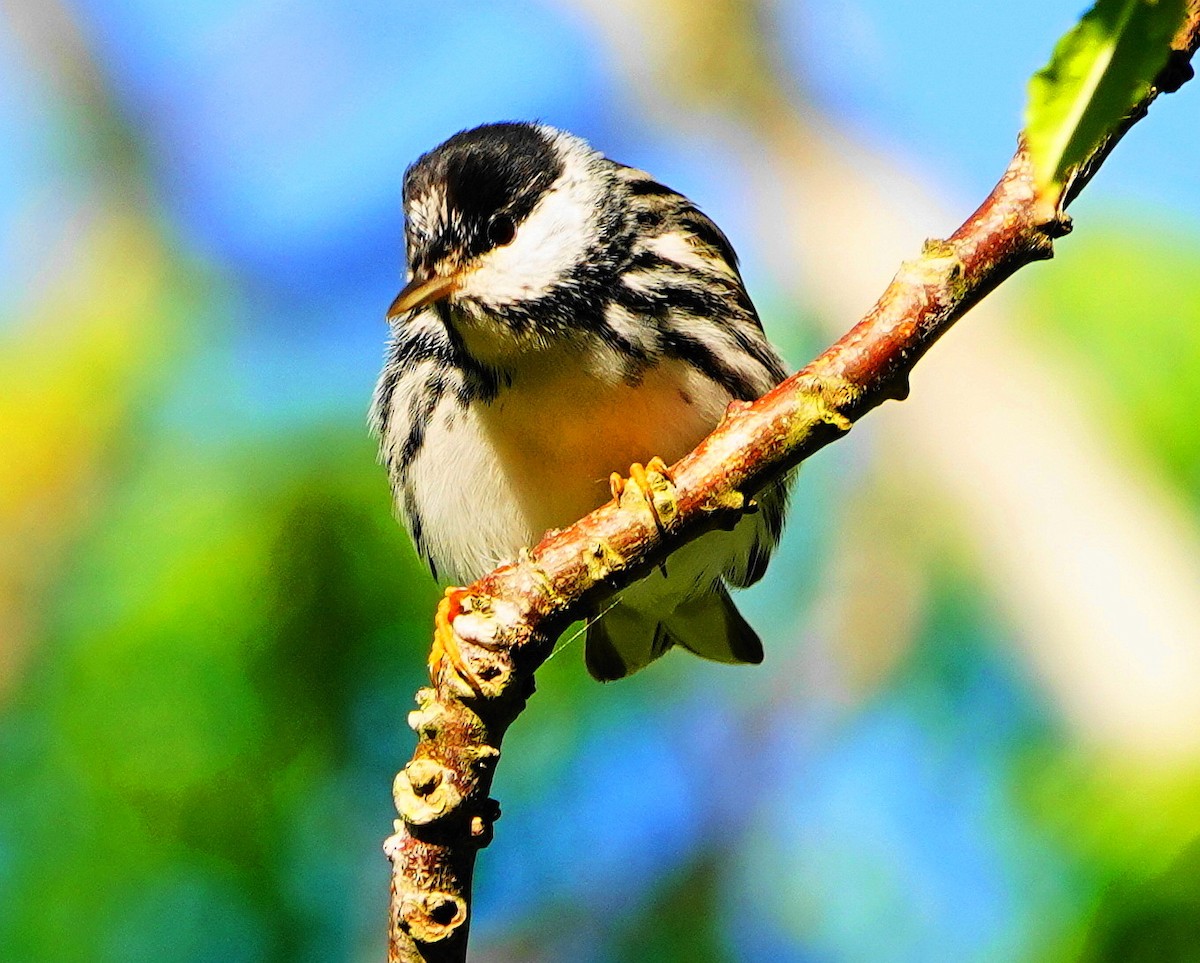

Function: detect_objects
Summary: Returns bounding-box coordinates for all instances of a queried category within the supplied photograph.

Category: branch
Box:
[384,8,1200,959]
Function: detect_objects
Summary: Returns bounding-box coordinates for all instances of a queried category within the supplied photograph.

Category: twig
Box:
[384,8,1200,959]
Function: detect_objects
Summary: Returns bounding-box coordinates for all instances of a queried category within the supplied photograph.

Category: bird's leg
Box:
[430,585,483,694]
[609,456,675,532]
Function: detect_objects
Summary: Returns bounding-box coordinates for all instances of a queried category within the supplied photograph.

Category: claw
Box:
[430,586,484,694]
[609,470,626,501]
[611,456,674,533]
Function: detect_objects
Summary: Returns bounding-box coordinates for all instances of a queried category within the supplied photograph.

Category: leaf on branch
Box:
[1025,0,1188,211]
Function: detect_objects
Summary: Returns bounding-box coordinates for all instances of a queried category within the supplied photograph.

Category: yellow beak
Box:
[386,272,461,321]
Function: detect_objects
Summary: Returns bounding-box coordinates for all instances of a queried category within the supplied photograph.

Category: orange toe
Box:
[430,586,483,694]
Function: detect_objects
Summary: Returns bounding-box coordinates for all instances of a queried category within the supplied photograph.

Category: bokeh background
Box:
[3,1,1200,960]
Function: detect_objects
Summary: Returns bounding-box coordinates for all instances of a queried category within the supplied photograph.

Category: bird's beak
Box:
[387,271,461,321]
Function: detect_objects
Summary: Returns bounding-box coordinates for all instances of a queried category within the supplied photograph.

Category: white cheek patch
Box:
[456,131,603,305]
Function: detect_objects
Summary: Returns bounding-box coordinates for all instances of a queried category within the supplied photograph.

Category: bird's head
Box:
[390,123,626,361]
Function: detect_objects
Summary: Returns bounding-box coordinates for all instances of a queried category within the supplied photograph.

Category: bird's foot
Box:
[430,586,484,695]
[609,456,676,532]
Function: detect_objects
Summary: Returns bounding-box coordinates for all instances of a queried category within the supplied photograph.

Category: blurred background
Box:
[3,1,1200,960]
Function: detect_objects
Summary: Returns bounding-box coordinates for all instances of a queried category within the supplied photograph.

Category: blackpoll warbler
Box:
[371,122,791,683]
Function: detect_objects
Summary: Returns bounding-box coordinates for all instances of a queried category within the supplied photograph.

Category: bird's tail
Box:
[584,584,763,682]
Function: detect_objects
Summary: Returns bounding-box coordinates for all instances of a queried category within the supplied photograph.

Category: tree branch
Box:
[384,7,1200,959]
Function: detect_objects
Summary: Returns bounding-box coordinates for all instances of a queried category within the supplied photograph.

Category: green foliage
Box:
[611,851,729,963]
[1027,222,1200,495]
[0,425,435,961]
[1078,839,1200,962]
[1024,0,1187,204]
[1020,227,1200,957]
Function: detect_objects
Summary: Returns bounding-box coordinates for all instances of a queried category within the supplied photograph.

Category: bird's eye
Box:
[487,214,516,247]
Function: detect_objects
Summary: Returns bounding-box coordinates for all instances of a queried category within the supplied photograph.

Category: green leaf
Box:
[1024,0,1188,205]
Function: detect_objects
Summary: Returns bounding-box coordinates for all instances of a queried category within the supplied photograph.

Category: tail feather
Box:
[584,585,762,682]
[669,586,763,665]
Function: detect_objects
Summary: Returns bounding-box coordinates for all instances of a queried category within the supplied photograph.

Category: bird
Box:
[370,121,792,685]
